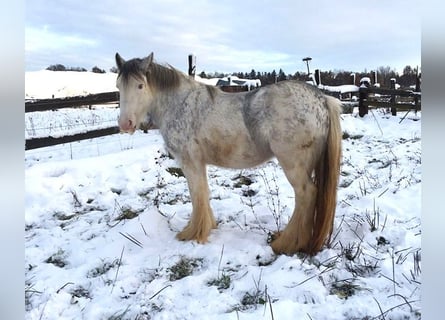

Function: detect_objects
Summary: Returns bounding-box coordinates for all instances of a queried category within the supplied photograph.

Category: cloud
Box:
[26,26,98,53]
[25,26,100,70]
[25,0,420,73]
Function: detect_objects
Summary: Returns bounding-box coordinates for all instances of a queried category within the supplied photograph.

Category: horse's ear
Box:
[115,53,125,70]
[141,52,154,72]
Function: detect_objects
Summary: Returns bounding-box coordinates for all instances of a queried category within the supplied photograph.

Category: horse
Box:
[115,52,342,255]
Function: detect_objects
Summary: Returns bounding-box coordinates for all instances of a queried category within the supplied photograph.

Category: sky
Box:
[25,0,421,75]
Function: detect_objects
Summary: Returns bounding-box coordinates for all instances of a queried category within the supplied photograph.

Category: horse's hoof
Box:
[176,227,209,244]
[270,232,300,256]
[267,231,281,244]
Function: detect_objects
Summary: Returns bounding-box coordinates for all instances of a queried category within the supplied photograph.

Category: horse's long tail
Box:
[310,96,342,254]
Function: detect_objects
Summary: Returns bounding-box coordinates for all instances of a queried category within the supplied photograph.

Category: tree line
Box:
[46,63,420,89]
[46,64,107,74]
[200,65,420,89]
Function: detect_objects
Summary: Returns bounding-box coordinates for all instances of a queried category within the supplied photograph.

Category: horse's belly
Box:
[202,133,271,169]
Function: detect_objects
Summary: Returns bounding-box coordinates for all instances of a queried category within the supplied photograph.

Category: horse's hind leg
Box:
[271,155,317,255]
[176,159,217,243]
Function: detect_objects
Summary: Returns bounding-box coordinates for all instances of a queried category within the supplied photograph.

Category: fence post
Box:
[350,73,356,85]
[390,78,397,116]
[358,86,368,117]
[314,69,321,86]
[188,54,196,77]
[371,70,377,86]
[414,71,421,113]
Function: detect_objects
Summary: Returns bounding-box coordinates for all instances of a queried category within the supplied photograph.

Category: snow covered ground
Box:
[25,71,421,319]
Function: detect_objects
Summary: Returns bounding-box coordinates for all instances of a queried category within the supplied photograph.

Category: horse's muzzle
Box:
[118,117,136,134]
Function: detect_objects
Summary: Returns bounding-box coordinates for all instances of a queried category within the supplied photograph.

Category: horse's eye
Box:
[138,84,144,89]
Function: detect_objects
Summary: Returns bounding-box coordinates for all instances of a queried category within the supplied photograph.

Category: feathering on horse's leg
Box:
[270,151,318,255]
[176,160,216,243]
[271,173,317,255]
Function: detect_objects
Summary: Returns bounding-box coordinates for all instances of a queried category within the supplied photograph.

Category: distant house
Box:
[215,76,261,90]
[195,75,261,92]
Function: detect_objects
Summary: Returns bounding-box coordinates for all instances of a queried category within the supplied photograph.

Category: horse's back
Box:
[241,81,331,148]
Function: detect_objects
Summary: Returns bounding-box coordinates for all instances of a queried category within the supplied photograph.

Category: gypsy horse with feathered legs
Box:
[115,52,342,255]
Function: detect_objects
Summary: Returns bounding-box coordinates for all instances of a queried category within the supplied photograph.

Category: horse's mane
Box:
[147,63,181,91]
[119,57,218,100]
[118,58,181,91]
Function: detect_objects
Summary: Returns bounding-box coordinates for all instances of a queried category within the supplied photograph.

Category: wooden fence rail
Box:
[25,91,119,113]
[25,127,121,150]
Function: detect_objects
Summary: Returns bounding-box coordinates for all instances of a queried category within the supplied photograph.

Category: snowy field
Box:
[25,71,421,319]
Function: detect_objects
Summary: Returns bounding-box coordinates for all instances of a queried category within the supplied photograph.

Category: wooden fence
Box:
[358,86,421,117]
[25,84,421,150]
[25,91,120,150]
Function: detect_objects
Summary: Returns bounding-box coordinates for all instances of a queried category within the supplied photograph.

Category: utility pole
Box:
[302,57,312,75]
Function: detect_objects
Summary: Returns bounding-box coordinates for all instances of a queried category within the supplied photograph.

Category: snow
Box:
[360,77,372,84]
[194,75,220,86]
[319,84,359,94]
[25,71,421,319]
[25,70,117,99]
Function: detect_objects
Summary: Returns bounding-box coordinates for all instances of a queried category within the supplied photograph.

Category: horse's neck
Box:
[150,80,202,123]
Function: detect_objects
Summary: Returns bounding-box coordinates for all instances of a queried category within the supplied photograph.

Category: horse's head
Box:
[115,52,154,134]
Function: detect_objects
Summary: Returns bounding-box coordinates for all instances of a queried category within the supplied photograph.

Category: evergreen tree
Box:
[46,64,66,71]
[398,65,418,88]
[92,66,105,73]
[278,69,286,82]
[249,69,256,79]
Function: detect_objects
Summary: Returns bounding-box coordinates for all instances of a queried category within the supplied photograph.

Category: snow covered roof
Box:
[359,77,371,84]
[319,84,359,94]
[195,75,261,89]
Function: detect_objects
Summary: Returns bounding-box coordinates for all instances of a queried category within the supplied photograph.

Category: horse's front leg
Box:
[176,160,217,243]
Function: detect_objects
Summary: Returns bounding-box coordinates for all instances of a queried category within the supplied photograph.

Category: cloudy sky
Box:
[25,0,420,75]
